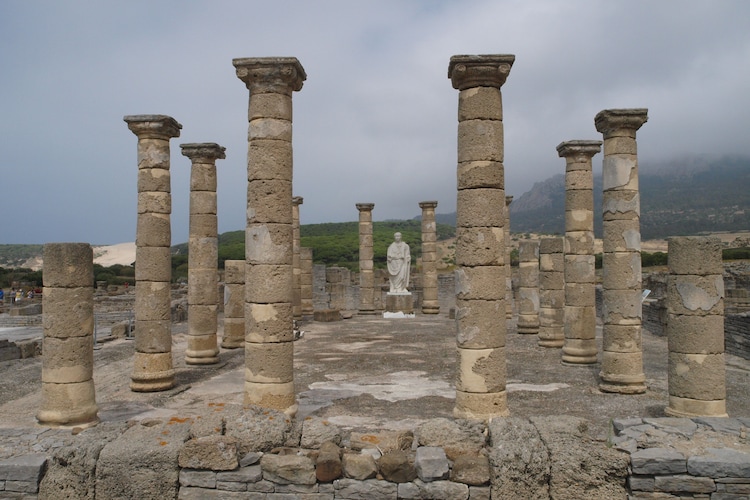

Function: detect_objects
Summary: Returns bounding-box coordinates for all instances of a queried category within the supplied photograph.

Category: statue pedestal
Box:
[385,292,413,316]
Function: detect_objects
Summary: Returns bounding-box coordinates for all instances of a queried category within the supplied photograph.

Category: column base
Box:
[561,339,598,365]
[37,380,99,427]
[538,338,564,348]
[453,389,509,421]
[666,395,727,418]
[421,302,440,315]
[599,380,647,394]
[131,352,175,392]
[244,381,298,417]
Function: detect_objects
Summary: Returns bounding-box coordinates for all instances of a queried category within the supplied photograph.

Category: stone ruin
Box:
[1,54,748,499]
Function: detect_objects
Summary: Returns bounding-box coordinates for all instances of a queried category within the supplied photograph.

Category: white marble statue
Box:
[387,232,411,293]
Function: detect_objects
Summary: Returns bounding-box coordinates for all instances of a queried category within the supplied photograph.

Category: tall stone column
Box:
[538,237,565,348]
[505,196,514,319]
[221,259,245,349]
[595,109,648,393]
[666,237,726,417]
[181,142,226,365]
[557,140,601,365]
[292,196,303,320]
[419,201,440,314]
[234,57,305,415]
[516,240,540,334]
[356,203,376,315]
[37,243,98,426]
[300,247,314,316]
[449,54,514,420]
[124,114,181,392]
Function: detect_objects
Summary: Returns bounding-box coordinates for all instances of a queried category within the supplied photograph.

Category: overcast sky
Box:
[2,1,749,245]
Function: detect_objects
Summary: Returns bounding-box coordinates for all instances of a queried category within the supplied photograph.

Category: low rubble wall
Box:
[1,406,748,500]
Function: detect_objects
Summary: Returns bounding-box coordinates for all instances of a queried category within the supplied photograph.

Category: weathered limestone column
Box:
[300,247,314,316]
[505,196,514,319]
[419,201,440,314]
[292,196,303,320]
[666,236,726,417]
[596,109,648,393]
[538,237,565,348]
[356,203,376,315]
[181,142,226,365]
[234,57,305,415]
[37,243,98,426]
[516,240,540,334]
[221,260,245,349]
[557,140,601,365]
[449,54,514,419]
[124,114,181,392]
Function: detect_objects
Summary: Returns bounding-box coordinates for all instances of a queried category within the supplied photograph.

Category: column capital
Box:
[180,143,226,161]
[448,54,515,90]
[292,196,304,206]
[124,115,182,139]
[419,200,438,210]
[505,195,514,206]
[556,140,602,159]
[594,108,648,136]
[233,57,306,94]
[356,203,374,212]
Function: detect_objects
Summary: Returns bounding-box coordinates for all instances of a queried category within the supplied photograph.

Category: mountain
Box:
[510,154,750,240]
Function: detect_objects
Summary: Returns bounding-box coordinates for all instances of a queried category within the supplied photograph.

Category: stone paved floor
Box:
[1,312,749,459]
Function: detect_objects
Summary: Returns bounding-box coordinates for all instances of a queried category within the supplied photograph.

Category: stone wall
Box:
[5,409,748,499]
[612,417,750,499]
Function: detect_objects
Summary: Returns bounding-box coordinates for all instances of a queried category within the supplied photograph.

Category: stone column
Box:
[221,260,245,349]
[292,196,303,320]
[356,203,376,315]
[181,142,226,365]
[516,240,540,334]
[419,201,440,314]
[595,109,648,393]
[124,114,181,392]
[449,54,514,420]
[666,236,726,417]
[505,196,514,319]
[557,140,601,365]
[234,57,305,415]
[300,247,314,316]
[37,243,98,426]
[538,237,565,348]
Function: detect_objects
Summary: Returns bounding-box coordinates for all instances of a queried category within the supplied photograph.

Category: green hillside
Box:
[172,220,454,272]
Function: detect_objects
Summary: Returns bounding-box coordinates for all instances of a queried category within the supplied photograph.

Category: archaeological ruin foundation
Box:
[1,53,748,500]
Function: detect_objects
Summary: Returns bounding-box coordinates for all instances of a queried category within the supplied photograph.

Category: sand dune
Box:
[92,242,136,267]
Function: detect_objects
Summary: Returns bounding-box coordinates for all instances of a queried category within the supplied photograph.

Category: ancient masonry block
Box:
[356,203,376,315]
[557,140,601,365]
[666,236,727,417]
[181,142,226,365]
[420,201,440,314]
[124,114,181,392]
[516,240,540,334]
[234,56,306,416]
[449,53,514,420]
[596,109,648,393]
[300,247,314,316]
[538,237,565,348]
[505,195,514,319]
[222,259,245,349]
[37,243,99,426]
[292,196,303,320]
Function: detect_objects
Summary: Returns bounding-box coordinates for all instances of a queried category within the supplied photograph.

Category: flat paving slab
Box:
[0,312,748,457]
